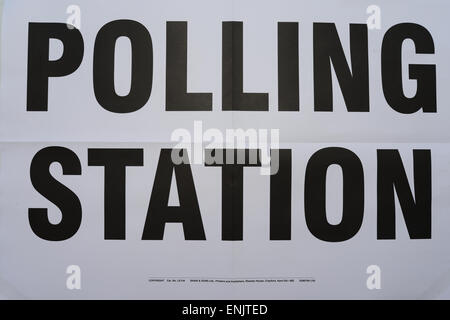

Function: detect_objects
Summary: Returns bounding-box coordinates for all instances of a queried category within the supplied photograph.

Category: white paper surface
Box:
[0,0,449,299]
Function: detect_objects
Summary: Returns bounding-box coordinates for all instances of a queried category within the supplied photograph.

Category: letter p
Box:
[27,23,84,111]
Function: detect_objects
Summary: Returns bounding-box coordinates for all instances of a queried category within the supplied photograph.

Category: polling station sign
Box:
[0,0,450,300]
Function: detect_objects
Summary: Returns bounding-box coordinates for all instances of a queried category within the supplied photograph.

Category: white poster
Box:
[0,0,449,299]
